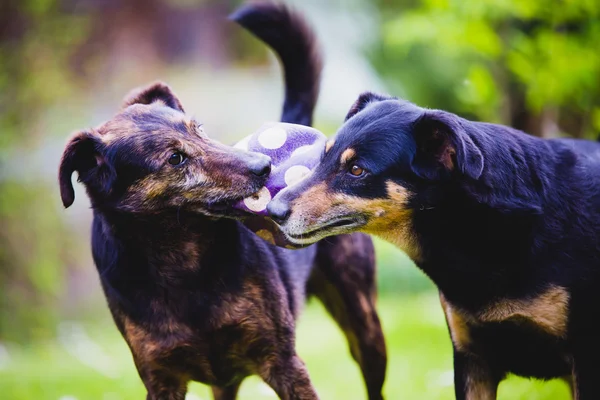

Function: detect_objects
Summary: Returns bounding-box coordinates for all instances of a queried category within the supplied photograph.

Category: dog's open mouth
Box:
[203,196,246,216]
[204,186,264,216]
[287,217,365,241]
[205,199,236,211]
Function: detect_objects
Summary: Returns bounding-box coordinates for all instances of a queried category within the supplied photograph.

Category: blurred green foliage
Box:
[0,0,87,148]
[0,297,572,399]
[370,0,600,138]
[0,0,89,342]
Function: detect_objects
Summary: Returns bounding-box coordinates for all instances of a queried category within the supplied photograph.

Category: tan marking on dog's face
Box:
[340,148,356,165]
[361,182,420,260]
[325,139,335,153]
[440,292,472,352]
[476,285,570,337]
[283,180,420,260]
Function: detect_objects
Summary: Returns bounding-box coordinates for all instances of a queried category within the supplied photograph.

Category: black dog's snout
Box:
[267,199,291,225]
[249,155,272,177]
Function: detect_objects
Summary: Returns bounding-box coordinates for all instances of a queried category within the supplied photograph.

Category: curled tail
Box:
[229,2,323,126]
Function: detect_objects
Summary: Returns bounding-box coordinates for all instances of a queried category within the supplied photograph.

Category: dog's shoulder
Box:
[551,137,600,173]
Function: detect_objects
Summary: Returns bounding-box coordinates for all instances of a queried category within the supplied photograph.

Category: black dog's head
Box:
[59,82,271,217]
[267,92,484,258]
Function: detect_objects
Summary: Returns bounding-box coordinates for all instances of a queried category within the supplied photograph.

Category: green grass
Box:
[0,294,570,400]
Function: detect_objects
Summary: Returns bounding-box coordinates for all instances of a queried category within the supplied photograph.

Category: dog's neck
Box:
[100,208,214,247]
[92,208,244,291]
[411,184,543,308]
[410,127,581,307]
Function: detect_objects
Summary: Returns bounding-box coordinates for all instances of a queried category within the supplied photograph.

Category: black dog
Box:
[268,90,600,399]
[58,4,387,400]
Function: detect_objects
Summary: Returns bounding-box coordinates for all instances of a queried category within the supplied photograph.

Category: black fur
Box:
[230,1,322,126]
[270,91,600,398]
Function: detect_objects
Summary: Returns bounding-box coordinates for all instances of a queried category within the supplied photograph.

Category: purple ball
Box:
[232,122,327,247]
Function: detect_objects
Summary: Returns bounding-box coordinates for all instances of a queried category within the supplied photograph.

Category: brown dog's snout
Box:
[247,153,272,177]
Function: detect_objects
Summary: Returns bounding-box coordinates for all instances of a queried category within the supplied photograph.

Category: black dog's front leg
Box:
[572,344,600,400]
[453,349,500,400]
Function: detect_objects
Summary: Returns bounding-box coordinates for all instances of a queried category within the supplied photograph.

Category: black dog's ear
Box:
[345,91,395,121]
[411,110,484,180]
[122,81,185,112]
[59,130,115,208]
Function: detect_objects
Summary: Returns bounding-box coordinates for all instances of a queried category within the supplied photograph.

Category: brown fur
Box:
[59,2,391,395]
[463,358,498,400]
[441,285,570,350]
[60,79,387,400]
[440,292,472,352]
[476,285,570,337]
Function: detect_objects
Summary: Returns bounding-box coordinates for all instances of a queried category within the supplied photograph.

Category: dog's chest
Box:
[439,286,572,378]
[120,290,282,386]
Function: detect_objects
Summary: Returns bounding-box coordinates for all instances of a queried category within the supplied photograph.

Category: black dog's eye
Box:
[350,165,365,177]
[168,152,186,166]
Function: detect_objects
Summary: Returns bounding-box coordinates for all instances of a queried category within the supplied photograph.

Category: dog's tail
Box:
[229,2,323,126]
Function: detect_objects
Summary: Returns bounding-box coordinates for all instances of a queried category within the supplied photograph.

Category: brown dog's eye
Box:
[350,165,364,177]
[168,152,186,166]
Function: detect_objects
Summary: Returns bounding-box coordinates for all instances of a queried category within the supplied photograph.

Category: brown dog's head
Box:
[59,82,271,217]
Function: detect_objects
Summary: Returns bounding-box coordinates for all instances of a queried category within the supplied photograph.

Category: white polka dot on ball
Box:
[258,127,287,149]
[290,145,311,157]
[234,134,252,151]
[243,186,271,212]
[284,165,311,187]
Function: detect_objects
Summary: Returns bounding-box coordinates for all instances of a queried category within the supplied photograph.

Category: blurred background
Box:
[0,0,598,398]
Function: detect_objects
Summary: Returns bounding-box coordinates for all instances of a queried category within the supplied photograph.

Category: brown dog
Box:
[58,3,387,400]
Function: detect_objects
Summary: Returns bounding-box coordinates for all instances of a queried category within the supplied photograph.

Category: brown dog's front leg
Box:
[141,369,187,400]
[211,382,242,400]
[259,353,319,400]
[561,375,574,399]
[571,345,600,400]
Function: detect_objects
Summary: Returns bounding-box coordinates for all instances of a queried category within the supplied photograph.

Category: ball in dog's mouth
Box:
[231,122,328,246]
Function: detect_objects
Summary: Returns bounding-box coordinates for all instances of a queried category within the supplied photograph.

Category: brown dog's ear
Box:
[59,130,113,208]
[344,91,395,121]
[121,81,185,112]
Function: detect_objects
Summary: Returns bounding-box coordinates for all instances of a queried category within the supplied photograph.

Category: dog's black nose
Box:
[249,155,272,177]
[267,199,291,225]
